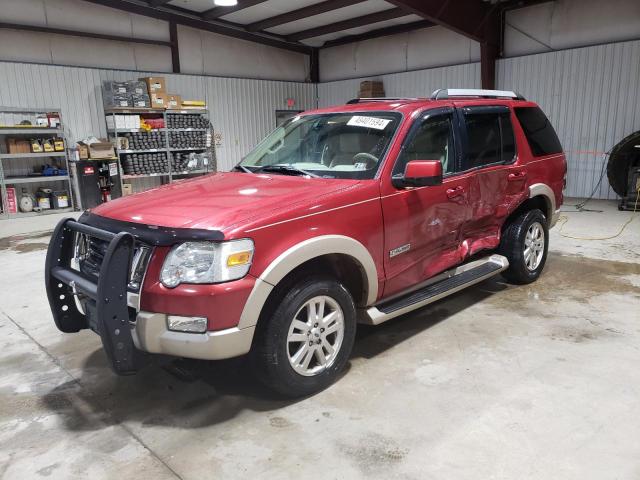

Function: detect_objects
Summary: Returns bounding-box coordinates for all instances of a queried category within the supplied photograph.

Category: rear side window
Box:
[462,107,515,169]
[514,106,562,156]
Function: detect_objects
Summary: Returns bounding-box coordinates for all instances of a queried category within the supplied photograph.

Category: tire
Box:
[251,275,357,398]
[499,209,549,284]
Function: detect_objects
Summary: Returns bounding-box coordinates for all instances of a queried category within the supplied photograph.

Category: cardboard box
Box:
[150,92,169,109]
[89,142,115,159]
[126,80,147,95]
[130,94,150,108]
[77,143,89,159]
[122,184,133,196]
[106,115,125,130]
[359,80,384,98]
[166,94,182,109]
[125,115,141,129]
[140,76,166,94]
[79,139,115,159]
[6,138,31,154]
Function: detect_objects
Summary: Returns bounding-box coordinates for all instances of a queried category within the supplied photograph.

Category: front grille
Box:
[75,233,152,292]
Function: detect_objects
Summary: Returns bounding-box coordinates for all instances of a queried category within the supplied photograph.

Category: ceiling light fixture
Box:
[214,0,238,6]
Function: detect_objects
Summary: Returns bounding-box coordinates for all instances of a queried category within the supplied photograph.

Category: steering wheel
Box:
[352,152,378,169]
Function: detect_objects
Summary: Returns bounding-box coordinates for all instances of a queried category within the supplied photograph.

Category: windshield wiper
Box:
[233,165,253,173]
[256,165,319,178]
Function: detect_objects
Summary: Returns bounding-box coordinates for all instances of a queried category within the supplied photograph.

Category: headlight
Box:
[160,239,254,288]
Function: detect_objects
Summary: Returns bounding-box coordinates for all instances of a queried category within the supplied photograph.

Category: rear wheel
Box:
[499,209,549,284]
[251,276,356,397]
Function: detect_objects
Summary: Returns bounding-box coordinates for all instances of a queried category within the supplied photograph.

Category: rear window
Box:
[514,106,562,156]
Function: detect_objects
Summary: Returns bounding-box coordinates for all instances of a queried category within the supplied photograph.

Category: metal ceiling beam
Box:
[321,19,434,48]
[0,21,172,47]
[201,0,268,20]
[499,0,555,11]
[386,0,502,88]
[385,0,496,43]
[82,0,312,54]
[147,0,172,6]
[287,7,410,42]
[247,0,367,32]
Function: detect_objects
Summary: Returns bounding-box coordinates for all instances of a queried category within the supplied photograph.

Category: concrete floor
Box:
[0,198,639,479]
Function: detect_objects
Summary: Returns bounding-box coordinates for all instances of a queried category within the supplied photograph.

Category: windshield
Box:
[238,112,402,179]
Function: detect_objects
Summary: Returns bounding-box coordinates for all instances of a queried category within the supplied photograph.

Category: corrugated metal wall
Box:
[0,61,316,175]
[317,63,481,108]
[497,39,640,199]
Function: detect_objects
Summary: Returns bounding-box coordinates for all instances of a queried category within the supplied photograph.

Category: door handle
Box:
[508,171,527,181]
[446,186,465,199]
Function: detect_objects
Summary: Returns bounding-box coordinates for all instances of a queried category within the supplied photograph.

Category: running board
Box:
[362,255,509,325]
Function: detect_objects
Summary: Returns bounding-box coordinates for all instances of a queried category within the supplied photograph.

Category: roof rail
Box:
[430,89,526,100]
[346,97,422,104]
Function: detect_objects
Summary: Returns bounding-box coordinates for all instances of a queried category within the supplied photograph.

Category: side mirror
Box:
[392,160,443,188]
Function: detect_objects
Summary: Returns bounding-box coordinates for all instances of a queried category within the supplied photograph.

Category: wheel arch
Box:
[504,184,555,231]
[527,183,556,220]
[238,235,378,329]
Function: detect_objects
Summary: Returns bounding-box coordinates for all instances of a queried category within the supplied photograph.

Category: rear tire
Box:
[499,209,549,284]
[251,276,356,398]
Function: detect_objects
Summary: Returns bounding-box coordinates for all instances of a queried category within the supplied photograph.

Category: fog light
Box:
[167,315,207,333]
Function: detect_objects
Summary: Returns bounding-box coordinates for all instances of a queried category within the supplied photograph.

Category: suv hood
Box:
[90,172,361,232]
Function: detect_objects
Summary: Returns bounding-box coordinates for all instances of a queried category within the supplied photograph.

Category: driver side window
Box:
[394,114,456,176]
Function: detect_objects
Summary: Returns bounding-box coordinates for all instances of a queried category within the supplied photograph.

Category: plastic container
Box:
[50,190,70,209]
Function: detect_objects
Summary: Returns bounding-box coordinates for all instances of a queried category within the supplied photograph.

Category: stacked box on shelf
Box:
[103,81,131,108]
[103,81,150,109]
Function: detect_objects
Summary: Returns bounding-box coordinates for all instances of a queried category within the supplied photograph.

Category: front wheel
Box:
[251,276,356,397]
[499,209,549,284]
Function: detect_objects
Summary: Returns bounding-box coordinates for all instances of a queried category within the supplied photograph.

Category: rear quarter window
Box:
[514,106,563,156]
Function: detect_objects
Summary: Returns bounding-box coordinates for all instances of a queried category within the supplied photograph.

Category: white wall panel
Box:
[178,26,310,82]
[320,26,480,82]
[0,61,315,174]
[317,62,481,107]
[498,39,640,199]
[0,0,309,81]
[504,0,640,57]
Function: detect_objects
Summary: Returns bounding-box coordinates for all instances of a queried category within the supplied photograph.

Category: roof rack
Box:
[346,97,422,104]
[430,89,526,100]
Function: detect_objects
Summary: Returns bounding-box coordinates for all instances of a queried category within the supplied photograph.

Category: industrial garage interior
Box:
[0,0,639,478]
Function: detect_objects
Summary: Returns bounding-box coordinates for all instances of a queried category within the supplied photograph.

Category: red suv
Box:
[46,89,566,396]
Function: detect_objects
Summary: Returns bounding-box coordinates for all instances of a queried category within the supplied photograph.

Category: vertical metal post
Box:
[164,110,172,182]
[169,21,180,74]
[310,47,320,84]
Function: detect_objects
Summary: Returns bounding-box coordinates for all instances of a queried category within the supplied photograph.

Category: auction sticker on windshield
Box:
[347,116,391,130]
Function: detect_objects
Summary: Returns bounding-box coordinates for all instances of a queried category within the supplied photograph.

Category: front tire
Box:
[251,276,357,397]
[499,209,549,284]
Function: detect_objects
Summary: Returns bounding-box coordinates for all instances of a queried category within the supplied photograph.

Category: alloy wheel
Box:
[286,295,345,377]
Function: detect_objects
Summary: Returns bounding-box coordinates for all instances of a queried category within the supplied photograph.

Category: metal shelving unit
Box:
[105,107,215,195]
[0,107,75,219]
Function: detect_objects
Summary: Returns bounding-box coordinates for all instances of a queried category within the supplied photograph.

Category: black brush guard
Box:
[45,218,142,375]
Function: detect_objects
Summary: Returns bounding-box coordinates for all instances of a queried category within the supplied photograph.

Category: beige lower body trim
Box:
[550,208,561,228]
[132,311,255,360]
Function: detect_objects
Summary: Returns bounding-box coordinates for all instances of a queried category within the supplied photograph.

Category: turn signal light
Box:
[227,251,252,267]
